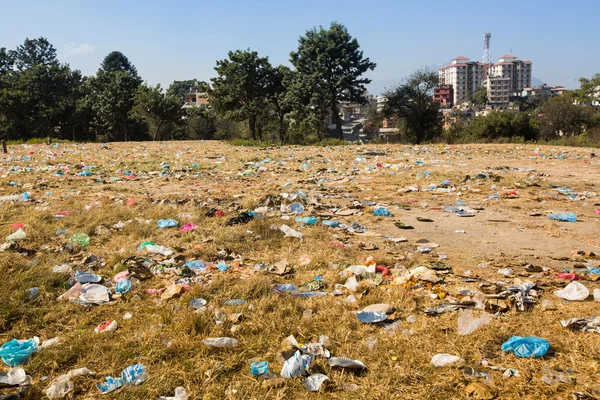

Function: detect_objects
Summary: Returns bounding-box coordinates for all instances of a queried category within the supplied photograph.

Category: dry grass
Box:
[0,141,600,399]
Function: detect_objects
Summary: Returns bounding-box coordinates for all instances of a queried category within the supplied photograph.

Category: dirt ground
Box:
[1,141,600,399]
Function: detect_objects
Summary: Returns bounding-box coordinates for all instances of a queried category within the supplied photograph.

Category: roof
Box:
[452,56,470,61]
[499,54,517,59]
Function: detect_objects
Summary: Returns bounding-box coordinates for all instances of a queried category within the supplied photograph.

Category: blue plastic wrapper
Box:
[272,284,298,293]
[223,299,246,306]
[121,363,147,385]
[547,212,577,222]
[250,361,269,376]
[372,207,394,217]
[501,336,550,357]
[0,338,38,367]
[296,216,318,226]
[115,279,132,294]
[157,219,179,229]
[184,260,205,271]
[322,220,341,228]
[289,203,305,214]
[97,376,124,394]
[216,262,229,272]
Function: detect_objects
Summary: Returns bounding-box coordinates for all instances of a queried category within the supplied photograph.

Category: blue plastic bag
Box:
[121,364,147,385]
[295,216,318,226]
[157,219,179,229]
[115,279,132,294]
[0,338,38,367]
[547,212,577,222]
[322,220,341,228]
[501,336,549,357]
[373,207,394,217]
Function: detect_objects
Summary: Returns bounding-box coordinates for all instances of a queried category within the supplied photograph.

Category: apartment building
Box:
[486,76,511,105]
[433,85,454,107]
[182,86,209,108]
[489,55,532,93]
[438,56,484,105]
[439,54,532,106]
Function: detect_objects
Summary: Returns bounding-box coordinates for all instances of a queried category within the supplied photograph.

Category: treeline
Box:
[0,22,376,143]
[376,69,600,145]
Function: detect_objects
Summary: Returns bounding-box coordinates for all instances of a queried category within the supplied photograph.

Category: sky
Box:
[1,0,598,94]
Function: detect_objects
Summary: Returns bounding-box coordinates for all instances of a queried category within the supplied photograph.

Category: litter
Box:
[501,336,550,357]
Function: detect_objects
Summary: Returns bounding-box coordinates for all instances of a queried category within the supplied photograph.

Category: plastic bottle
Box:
[201,337,239,348]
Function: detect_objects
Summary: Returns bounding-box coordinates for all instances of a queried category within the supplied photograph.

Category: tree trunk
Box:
[248,115,257,140]
[257,119,263,142]
[278,114,286,143]
[331,102,343,140]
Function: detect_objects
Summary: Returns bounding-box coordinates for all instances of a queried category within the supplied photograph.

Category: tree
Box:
[210,49,273,140]
[86,70,140,141]
[473,86,488,106]
[289,22,376,140]
[183,106,216,140]
[167,80,208,106]
[9,37,57,72]
[463,111,537,142]
[538,93,593,139]
[130,84,182,141]
[100,51,139,77]
[383,69,442,144]
[268,65,292,142]
[578,73,600,105]
[0,47,13,76]
[284,71,330,141]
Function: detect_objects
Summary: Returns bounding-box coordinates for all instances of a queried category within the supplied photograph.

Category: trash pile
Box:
[1,141,600,398]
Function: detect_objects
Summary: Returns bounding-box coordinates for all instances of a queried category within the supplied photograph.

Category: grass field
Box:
[1,141,600,399]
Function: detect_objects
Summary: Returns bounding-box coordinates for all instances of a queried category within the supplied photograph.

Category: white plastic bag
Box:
[431,353,465,367]
[554,281,589,301]
[457,310,493,335]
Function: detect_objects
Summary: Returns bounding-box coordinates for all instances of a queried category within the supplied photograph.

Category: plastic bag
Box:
[554,281,589,301]
[0,337,39,367]
[280,225,303,239]
[115,279,132,294]
[281,350,312,378]
[501,336,549,357]
[372,207,394,217]
[6,228,26,241]
[547,212,577,222]
[431,353,465,367]
[159,387,189,400]
[70,233,90,246]
[457,310,493,335]
[157,219,179,229]
[304,373,329,392]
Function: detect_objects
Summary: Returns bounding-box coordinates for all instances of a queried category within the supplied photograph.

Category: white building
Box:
[376,95,388,112]
[438,56,484,105]
[439,54,532,106]
[489,54,532,94]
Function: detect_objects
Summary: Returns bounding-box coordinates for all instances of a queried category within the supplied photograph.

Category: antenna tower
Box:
[483,33,491,84]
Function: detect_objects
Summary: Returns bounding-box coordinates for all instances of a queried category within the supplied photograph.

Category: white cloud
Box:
[64,42,96,57]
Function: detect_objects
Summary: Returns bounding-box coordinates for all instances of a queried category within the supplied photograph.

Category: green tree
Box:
[289,22,376,140]
[473,86,488,105]
[100,51,139,77]
[130,84,182,141]
[463,111,537,142]
[9,37,58,72]
[383,69,442,144]
[86,51,142,141]
[578,73,600,105]
[268,65,292,142]
[86,70,140,141]
[284,71,330,141]
[537,92,593,139]
[183,106,216,140]
[210,49,273,140]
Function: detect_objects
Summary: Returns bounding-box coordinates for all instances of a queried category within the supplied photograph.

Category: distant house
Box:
[433,85,454,108]
[183,86,209,108]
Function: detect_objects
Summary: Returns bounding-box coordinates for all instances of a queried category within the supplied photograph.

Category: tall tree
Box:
[0,47,13,76]
[268,65,292,142]
[383,69,442,144]
[131,84,182,141]
[86,70,140,141]
[289,22,376,139]
[210,49,273,140]
[9,37,57,71]
[100,51,139,77]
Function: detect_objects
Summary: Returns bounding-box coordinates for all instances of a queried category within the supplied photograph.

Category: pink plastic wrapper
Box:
[179,222,198,233]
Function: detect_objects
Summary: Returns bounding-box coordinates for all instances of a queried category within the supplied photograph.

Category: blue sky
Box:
[1,0,598,93]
